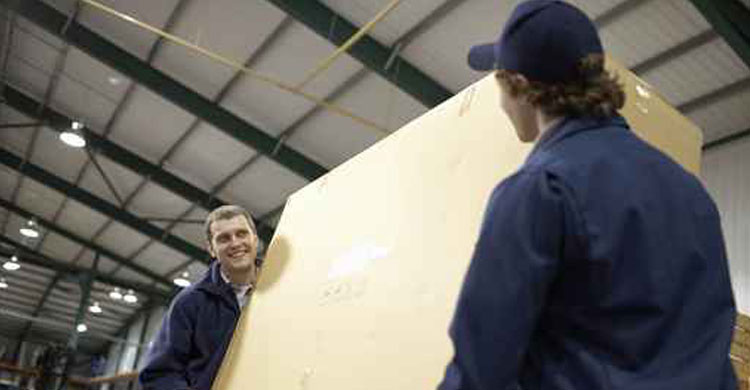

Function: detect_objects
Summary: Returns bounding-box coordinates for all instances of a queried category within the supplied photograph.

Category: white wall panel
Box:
[136,305,167,370]
[702,137,750,315]
[117,315,145,373]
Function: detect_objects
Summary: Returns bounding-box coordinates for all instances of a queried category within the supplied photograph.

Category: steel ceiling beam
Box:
[39,0,195,298]
[0,122,45,130]
[593,0,652,28]
[16,274,62,345]
[1,85,275,242]
[678,76,750,113]
[662,3,750,149]
[688,0,750,69]
[0,329,98,356]
[95,18,296,286]
[703,127,750,151]
[1,2,78,240]
[0,198,177,289]
[5,0,327,181]
[0,148,210,263]
[265,0,452,108]
[631,30,718,75]
[0,236,170,301]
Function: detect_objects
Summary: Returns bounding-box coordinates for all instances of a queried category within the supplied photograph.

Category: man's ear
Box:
[495,70,530,98]
[207,240,216,259]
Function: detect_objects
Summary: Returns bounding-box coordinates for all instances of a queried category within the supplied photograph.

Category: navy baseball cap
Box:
[468,0,603,84]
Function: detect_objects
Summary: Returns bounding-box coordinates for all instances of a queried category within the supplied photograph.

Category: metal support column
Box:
[128,308,152,390]
[57,253,99,390]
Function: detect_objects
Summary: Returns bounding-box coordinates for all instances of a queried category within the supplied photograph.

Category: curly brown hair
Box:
[495,54,625,118]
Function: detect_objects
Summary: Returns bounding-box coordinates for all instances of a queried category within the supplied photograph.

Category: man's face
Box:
[208,215,258,281]
[496,72,539,143]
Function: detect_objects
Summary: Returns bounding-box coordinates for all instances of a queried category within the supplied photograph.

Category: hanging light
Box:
[0,278,7,289]
[89,301,102,314]
[3,255,20,271]
[109,287,123,300]
[19,218,40,238]
[60,121,86,148]
[76,323,88,333]
[173,271,191,288]
[123,289,138,304]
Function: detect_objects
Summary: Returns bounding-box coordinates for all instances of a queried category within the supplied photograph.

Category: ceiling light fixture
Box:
[3,255,20,271]
[60,121,86,148]
[76,323,88,333]
[0,278,7,289]
[89,301,102,314]
[173,271,191,288]
[109,287,123,300]
[123,289,138,304]
[19,218,40,238]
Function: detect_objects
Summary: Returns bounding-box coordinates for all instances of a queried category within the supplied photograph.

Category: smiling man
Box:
[139,205,260,390]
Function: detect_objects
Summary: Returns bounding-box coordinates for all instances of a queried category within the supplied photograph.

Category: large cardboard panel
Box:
[737,327,750,349]
[610,57,702,174]
[734,312,750,385]
[214,59,703,389]
[737,315,750,390]
[734,359,750,390]
[739,313,750,332]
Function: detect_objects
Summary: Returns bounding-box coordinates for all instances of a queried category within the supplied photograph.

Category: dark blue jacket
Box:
[140,262,240,390]
[440,116,737,390]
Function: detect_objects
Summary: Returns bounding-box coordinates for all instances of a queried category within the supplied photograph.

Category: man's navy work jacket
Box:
[440,116,737,390]
[139,261,241,390]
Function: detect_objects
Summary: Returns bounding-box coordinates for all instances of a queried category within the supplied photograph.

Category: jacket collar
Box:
[526,115,629,163]
[195,261,233,298]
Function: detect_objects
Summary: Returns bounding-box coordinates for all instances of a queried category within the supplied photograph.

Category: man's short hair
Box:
[204,205,257,247]
[496,54,625,118]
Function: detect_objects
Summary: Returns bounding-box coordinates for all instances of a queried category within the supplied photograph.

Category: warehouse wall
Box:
[702,137,750,315]
[136,305,166,370]
[117,315,145,374]
[0,334,15,361]
[103,338,122,376]
[103,304,167,377]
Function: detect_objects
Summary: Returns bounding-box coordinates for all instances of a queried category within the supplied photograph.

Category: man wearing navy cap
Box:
[439,1,737,389]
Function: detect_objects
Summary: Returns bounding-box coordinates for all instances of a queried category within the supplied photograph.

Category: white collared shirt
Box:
[220,270,253,309]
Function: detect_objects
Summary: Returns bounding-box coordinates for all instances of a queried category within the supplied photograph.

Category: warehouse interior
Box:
[0,0,748,389]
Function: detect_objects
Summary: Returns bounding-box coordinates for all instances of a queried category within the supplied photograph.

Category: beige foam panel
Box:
[735,313,750,387]
[214,58,703,390]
